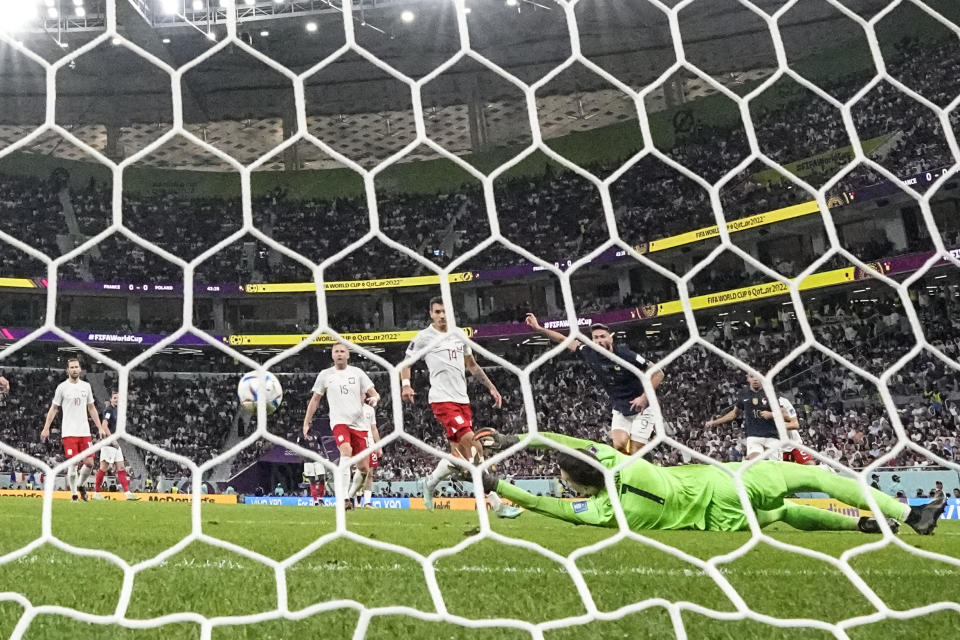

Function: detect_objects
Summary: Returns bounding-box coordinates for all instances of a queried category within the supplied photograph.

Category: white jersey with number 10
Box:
[406,324,471,404]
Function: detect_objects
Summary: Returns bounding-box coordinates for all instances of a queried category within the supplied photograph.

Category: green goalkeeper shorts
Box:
[701,462,792,532]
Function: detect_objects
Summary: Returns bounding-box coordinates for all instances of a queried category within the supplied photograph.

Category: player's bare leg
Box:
[423,430,478,510]
[610,429,631,454]
[456,431,483,464]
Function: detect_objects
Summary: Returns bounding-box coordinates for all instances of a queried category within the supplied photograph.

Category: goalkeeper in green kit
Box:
[477,431,946,535]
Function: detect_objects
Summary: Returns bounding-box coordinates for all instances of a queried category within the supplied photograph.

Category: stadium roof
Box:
[0,0,894,170]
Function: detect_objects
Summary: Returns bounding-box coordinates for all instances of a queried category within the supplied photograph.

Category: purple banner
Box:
[844,166,953,204]
[471,306,646,339]
[55,281,243,295]
[0,327,224,346]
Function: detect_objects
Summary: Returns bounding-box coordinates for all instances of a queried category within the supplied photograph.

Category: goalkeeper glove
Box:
[481,472,500,493]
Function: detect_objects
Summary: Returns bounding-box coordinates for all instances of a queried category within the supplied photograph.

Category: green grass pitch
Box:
[0,499,958,639]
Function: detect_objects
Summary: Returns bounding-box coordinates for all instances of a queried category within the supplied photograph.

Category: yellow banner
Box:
[410,497,485,511]
[0,277,37,289]
[788,498,873,518]
[229,330,423,347]
[656,267,856,316]
[646,201,822,253]
[0,489,237,504]
[245,272,474,294]
[752,135,891,186]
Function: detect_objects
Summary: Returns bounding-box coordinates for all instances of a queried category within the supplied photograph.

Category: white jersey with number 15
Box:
[312,365,374,431]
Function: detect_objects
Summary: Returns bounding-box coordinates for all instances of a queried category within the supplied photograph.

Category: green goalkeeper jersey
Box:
[495,433,734,531]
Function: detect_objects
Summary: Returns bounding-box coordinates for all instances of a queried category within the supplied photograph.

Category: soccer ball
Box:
[237,372,283,415]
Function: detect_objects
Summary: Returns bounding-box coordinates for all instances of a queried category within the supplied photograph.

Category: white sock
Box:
[363,489,372,506]
[902,504,912,522]
[78,465,92,489]
[487,491,504,512]
[67,466,78,495]
[348,470,365,499]
[427,459,454,486]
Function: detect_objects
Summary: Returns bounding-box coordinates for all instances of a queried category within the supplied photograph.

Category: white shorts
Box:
[100,445,124,464]
[611,407,661,444]
[745,436,782,458]
[303,462,325,478]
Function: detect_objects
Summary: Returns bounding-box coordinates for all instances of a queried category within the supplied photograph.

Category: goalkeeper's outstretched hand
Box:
[473,428,520,452]
[480,472,500,493]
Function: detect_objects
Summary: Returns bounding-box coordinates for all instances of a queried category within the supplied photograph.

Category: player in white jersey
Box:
[40,358,109,502]
[762,397,816,465]
[303,343,380,507]
[348,404,380,507]
[402,297,521,518]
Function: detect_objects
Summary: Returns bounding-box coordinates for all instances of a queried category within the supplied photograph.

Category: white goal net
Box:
[1,0,959,638]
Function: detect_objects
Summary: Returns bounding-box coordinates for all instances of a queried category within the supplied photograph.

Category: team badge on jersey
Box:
[572,501,589,513]
[348,377,356,384]
[752,397,758,405]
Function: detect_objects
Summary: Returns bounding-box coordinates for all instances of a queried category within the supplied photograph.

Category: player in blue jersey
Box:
[525,314,664,455]
[707,373,789,461]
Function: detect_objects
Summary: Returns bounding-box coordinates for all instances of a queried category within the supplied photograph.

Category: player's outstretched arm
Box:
[524,313,580,352]
[464,354,502,408]
[486,431,622,467]
[483,473,610,527]
[706,407,738,428]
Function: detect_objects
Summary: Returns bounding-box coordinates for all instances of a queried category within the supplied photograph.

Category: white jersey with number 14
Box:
[406,324,471,404]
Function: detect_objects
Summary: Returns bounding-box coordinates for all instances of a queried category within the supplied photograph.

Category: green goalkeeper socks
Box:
[767,502,860,531]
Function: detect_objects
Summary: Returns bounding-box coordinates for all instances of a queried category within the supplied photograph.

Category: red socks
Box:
[95,469,130,493]
[117,470,130,492]
[309,482,325,501]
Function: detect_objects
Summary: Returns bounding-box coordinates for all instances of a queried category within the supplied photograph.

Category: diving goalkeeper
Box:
[478,432,946,535]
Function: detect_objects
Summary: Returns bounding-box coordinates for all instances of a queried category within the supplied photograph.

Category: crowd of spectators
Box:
[3,279,956,495]
[1,36,956,288]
